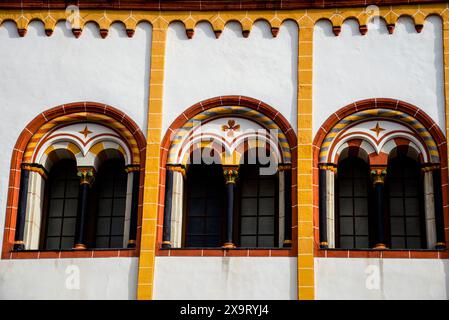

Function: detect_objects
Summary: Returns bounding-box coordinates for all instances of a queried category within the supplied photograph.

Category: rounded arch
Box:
[2,102,146,256]
[161,96,297,167]
[313,98,446,166]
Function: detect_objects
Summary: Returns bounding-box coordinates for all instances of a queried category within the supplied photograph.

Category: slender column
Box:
[171,168,185,247]
[371,167,387,249]
[74,167,95,250]
[279,165,293,247]
[223,167,239,248]
[318,164,336,249]
[422,165,437,248]
[125,165,140,248]
[13,165,31,251]
[431,166,446,249]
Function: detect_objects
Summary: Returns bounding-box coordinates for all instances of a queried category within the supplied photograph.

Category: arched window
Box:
[237,150,278,247]
[387,154,425,249]
[184,164,226,247]
[336,156,371,249]
[94,158,128,248]
[42,159,79,250]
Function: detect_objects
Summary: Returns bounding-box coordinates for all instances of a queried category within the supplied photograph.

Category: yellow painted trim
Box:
[137,20,167,301]
[297,18,315,301]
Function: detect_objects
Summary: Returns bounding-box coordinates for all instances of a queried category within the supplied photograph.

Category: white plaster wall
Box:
[162,20,298,136]
[0,257,138,299]
[315,258,449,300]
[313,16,444,136]
[153,257,297,299]
[0,21,150,299]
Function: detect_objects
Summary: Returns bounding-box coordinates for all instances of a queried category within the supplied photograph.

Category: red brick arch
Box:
[157,95,298,257]
[312,98,449,259]
[2,102,146,259]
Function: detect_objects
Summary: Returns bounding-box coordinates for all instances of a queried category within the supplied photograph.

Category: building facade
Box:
[1,0,449,300]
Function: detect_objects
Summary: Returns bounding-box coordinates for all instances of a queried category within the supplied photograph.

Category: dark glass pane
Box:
[60,237,74,250]
[239,163,277,248]
[185,164,225,247]
[62,218,76,236]
[48,200,64,217]
[96,217,111,236]
[337,156,370,249]
[387,155,425,249]
[47,218,62,236]
[95,158,127,248]
[45,237,60,250]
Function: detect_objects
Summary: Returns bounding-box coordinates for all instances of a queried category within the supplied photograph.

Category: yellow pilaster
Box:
[296,18,315,300]
[443,14,449,151]
[136,20,168,300]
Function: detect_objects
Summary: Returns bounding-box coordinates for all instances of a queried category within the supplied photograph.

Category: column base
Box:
[73,243,87,250]
[13,241,25,251]
[373,243,387,250]
[161,241,172,249]
[319,241,329,249]
[283,240,292,248]
[223,242,236,249]
[435,242,446,250]
[127,240,137,248]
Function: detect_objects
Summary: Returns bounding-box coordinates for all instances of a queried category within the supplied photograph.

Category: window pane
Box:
[258,217,274,234]
[259,179,275,197]
[339,181,352,197]
[354,198,368,216]
[110,236,123,248]
[111,217,124,235]
[391,236,406,249]
[242,179,257,197]
[339,236,353,249]
[45,237,60,250]
[406,217,420,236]
[47,218,62,236]
[258,198,275,216]
[354,217,368,235]
[98,198,113,217]
[355,236,369,248]
[339,217,353,235]
[241,217,257,234]
[339,199,353,216]
[258,235,274,247]
[95,236,109,248]
[240,235,256,247]
[65,180,79,198]
[112,198,126,217]
[48,200,64,217]
[391,217,405,235]
[389,198,404,216]
[60,237,74,250]
[188,217,205,234]
[241,199,257,216]
[96,217,111,236]
[64,199,78,217]
[62,218,76,236]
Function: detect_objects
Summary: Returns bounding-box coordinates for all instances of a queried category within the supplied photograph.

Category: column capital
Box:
[21,163,48,179]
[167,164,186,177]
[223,166,239,184]
[319,163,337,172]
[370,167,387,185]
[125,164,140,173]
[421,163,440,172]
[77,167,95,186]
[278,164,292,172]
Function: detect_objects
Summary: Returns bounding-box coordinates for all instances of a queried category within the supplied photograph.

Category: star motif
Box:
[221,119,240,137]
[79,125,92,138]
[370,122,385,137]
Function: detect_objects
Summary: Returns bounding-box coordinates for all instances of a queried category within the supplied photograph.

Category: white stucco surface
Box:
[313,16,445,136]
[153,257,297,299]
[0,257,138,299]
[0,21,150,299]
[315,258,449,299]
[162,20,298,136]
